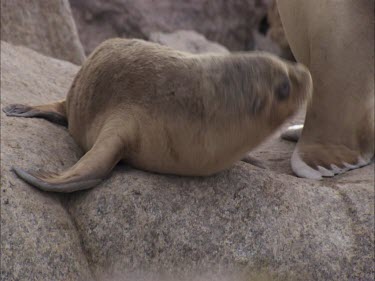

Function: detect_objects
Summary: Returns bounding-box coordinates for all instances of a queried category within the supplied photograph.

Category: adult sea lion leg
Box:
[277,0,374,179]
[2,100,67,126]
[12,133,125,192]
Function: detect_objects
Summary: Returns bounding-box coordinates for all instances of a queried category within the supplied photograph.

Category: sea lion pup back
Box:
[3,38,312,192]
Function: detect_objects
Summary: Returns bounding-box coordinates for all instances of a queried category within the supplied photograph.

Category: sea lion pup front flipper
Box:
[281,124,303,142]
[3,101,68,126]
[241,155,268,169]
[12,131,125,192]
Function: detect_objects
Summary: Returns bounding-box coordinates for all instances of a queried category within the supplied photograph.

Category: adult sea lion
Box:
[277,0,374,179]
[3,38,312,192]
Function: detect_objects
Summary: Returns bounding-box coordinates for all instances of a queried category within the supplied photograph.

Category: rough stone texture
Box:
[1,0,85,65]
[69,0,271,55]
[253,31,283,57]
[0,41,92,281]
[67,166,366,281]
[1,42,374,281]
[149,30,229,54]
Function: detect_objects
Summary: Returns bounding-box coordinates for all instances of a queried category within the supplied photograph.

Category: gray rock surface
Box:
[1,0,85,65]
[253,31,283,57]
[0,41,91,281]
[69,0,270,55]
[150,30,229,54]
[1,41,373,281]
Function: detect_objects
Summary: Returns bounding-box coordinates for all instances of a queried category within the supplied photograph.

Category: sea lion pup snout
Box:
[286,62,313,107]
[4,39,311,192]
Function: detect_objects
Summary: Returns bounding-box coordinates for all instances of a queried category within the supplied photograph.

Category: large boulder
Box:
[69,0,270,55]
[1,41,373,281]
[1,0,85,65]
[0,41,91,281]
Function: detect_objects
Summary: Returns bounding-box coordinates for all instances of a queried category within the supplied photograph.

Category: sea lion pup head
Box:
[264,55,312,126]
[230,52,312,132]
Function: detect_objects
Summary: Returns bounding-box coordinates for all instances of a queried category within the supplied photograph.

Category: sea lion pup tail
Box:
[11,125,125,193]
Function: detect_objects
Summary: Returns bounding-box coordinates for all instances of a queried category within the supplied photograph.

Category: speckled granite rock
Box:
[0,41,91,281]
[149,30,229,54]
[1,0,85,64]
[1,41,373,281]
[67,165,368,281]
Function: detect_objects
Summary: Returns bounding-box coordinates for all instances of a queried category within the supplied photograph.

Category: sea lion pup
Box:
[3,38,312,192]
[277,0,374,179]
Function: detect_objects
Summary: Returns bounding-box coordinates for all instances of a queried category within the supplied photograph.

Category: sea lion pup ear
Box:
[12,132,125,193]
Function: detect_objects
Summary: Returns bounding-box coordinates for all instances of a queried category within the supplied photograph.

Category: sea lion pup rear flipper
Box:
[281,124,303,142]
[12,134,124,192]
[2,101,67,126]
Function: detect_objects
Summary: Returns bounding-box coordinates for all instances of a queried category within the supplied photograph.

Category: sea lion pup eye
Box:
[275,79,290,101]
[3,38,312,192]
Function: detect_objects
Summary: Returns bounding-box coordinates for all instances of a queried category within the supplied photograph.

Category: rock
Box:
[1,41,373,281]
[1,0,85,65]
[253,31,283,56]
[0,41,92,281]
[69,0,270,55]
[149,30,229,54]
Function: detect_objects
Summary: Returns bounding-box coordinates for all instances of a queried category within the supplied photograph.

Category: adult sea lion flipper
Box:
[241,155,268,169]
[12,132,124,192]
[3,101,68,126]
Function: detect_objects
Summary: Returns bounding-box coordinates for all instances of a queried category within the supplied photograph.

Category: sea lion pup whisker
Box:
[4,38,312,192]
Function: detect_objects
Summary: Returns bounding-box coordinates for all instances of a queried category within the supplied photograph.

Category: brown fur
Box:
[3,38,312,192]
